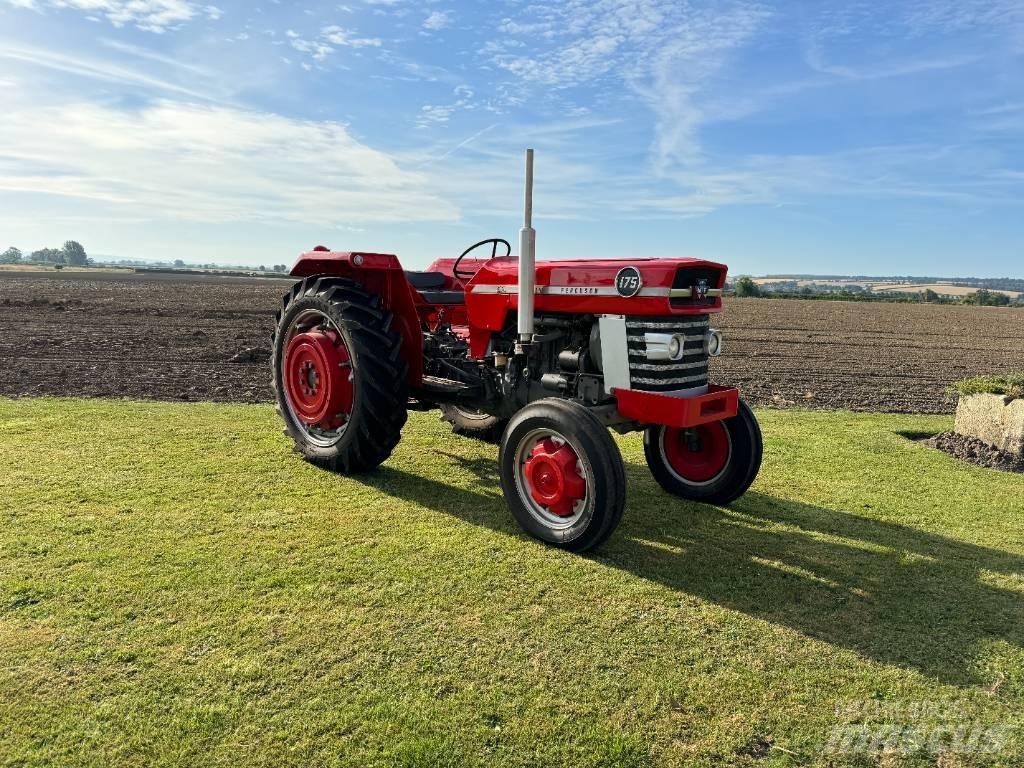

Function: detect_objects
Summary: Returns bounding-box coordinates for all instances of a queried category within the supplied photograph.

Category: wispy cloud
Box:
[489,0,771,172]
[99,37,214,76]
[0,101,459,224]
[286,25,382,63]
[0,42,220,100]
[416,84,473,127]
[2,0,223,33]
[320,25,382,48]
[900,0,1024,34]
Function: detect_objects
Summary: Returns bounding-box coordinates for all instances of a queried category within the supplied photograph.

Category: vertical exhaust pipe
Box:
[517,148,536,346]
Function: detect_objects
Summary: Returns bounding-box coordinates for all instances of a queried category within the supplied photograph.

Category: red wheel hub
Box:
[524,437,586,517]
[662,422,730,483]
[283,328,352,429]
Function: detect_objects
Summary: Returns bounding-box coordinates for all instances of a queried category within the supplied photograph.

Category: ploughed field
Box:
[2,270,1022,413]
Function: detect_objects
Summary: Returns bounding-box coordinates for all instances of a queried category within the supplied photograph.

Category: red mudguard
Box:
[613,385,739,428]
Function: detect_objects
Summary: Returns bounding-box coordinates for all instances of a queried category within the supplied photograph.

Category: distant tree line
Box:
[2,241,89,266]
[761,274,1024,293]
[169,260,289,273]
[731,277,1022,306]
[2,247,288,274]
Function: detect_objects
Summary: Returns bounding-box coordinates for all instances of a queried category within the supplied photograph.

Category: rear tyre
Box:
[272,277,408,473]
[643,399,762,504]
[439,404,508,444]
[499,399,626,552]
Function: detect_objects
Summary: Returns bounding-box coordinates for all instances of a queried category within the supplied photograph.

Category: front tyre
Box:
[499,399,626,552]
[643,399,762,504]
[272,277,408,473]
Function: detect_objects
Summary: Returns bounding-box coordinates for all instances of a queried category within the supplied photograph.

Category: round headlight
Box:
[668,335,683,360]
[705,329,723,357]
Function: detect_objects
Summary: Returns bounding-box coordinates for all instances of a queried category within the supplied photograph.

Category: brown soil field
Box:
[2,271,1022,414]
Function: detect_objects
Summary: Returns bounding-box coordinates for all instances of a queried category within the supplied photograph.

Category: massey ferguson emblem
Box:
[695,279,709,300]
[615,266,643,297]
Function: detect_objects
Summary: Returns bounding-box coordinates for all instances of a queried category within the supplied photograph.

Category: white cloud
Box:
[290,36,334,61]
[416,84,473,127]
[900,0,1024,34]
[422,10,452,32]
[320,25,382,47]
[416,104,456,126]
[490,0,771,172]
[286,25,382,63]
[99,37,214,76]
[0,101,459,225]
[0,42,219,100]
[2,0,223,32]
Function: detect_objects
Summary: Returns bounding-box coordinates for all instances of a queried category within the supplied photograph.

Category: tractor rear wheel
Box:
[499,399,626,552]
[439,404,508,443]
[272,277,408,473]
[643,399,762,504]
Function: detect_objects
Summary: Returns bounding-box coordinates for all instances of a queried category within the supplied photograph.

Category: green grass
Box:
[1,399,1023,767]
[950,374,1024,400]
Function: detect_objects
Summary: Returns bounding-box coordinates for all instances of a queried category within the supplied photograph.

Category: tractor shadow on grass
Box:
[357,453,1023,687]
[606,478,1024,687]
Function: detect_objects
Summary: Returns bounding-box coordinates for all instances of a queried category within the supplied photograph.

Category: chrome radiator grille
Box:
[625,315,709,392]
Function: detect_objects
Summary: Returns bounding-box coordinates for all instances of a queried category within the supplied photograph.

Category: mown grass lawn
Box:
[1,399,1022,767]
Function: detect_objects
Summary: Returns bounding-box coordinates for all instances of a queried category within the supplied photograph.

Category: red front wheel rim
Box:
[660,422,731,485]
[515,429,589,527]
[283,320,353,433]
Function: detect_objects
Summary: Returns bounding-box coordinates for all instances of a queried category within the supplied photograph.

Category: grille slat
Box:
[626,333,705,343]
[630,359,708,372]
[625,314,710,392]
[632,372,709,386]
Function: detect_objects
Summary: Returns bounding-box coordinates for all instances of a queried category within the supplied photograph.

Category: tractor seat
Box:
[405,271,465,304]
[417,290,465,304]
[405,271,447,290]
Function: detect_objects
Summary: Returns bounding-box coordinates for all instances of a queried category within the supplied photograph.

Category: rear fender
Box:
[290,248,423,385]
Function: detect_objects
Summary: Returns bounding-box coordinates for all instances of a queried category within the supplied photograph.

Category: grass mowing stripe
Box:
[1,398,1022,767]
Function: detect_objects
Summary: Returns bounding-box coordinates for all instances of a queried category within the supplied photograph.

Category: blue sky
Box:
[0,0,1021,275]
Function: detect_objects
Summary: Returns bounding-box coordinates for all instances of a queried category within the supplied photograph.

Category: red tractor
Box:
[272,150,762,551]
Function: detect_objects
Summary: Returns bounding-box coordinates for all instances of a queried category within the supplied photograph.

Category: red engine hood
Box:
[464,256,727,331]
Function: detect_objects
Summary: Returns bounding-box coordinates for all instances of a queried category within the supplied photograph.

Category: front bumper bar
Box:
[613,385,739,428]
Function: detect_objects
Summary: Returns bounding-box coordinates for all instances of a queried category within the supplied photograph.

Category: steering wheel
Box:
[453,238,511,280]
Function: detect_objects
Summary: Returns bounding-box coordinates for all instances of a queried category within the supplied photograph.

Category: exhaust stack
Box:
[517,148,536,346]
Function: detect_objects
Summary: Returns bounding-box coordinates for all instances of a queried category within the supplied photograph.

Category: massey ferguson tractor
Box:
[272,150,762,551]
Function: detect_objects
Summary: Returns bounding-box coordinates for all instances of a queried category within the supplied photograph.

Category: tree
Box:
[963,289,1011,307]
[173,259,186,268]
[733,276,761,297]
[1,246,21,264]
[273,264,288,273]
[63,240,88,266]
[923,288,938,303]
[31,248,65,264]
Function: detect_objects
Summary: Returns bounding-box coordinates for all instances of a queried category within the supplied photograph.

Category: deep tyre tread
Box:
[643,399,762,505]
[499,398,626,552]
[439,404,508,444]
[272,277,408,473]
